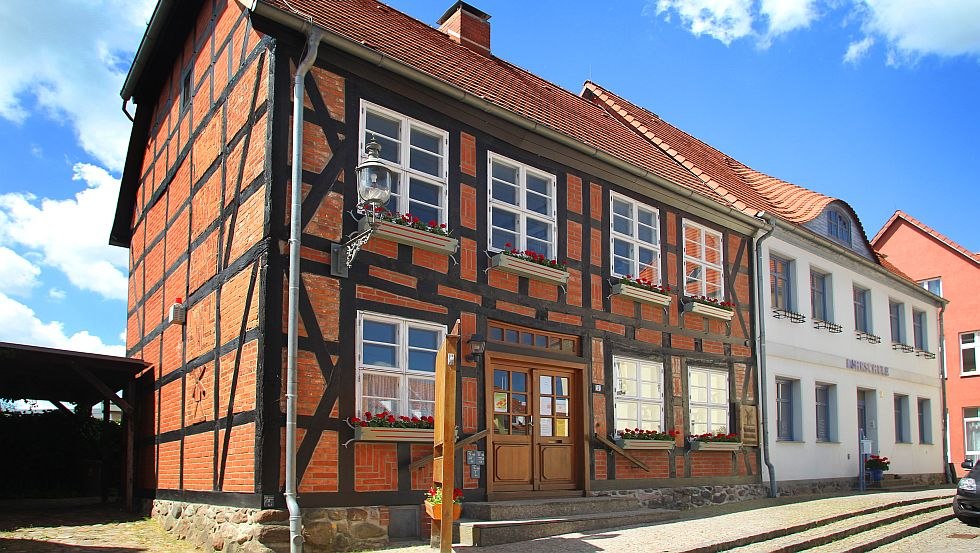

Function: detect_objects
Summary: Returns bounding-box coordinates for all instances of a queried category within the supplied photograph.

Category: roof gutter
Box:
[121,0,177,101]
[245,0,765,233]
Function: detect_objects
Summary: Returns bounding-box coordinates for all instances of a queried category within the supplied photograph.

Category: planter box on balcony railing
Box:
[354,426,434,443]
[490,253,569,285]
[611,283,672,308]
[683,301,735,321]
[689,441,742,452]
[359,218,458,255]
[616,439,675,451]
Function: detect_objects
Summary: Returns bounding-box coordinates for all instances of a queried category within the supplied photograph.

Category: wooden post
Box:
[431,320,460,551]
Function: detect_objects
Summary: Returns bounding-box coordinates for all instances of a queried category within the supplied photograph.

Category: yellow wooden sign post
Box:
[431,320,460,551]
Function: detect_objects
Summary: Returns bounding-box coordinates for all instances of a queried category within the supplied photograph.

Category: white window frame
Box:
[356,311,446,417]
[919,278,942,297]
[359,100,450,224]
[688,366,730,435]
[962,332,978,375]
[966,408,980,458]
[487,152,557,257]
[682,221,725,301]
[612,356,665,432]
[609,192,662,282]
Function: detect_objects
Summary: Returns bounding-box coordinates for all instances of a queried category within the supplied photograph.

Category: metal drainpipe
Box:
[754,215,777,497]
[938,302,952,482]
[286,27,322,553]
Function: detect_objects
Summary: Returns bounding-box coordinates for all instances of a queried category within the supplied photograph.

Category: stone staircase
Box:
[455,495,678,547]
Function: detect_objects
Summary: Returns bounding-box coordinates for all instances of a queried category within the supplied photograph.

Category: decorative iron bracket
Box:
[813,319,843,333]
[772,308,806,324]
[330,221,376,278]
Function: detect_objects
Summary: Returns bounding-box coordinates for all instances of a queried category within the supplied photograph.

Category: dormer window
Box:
[828,209,851,244]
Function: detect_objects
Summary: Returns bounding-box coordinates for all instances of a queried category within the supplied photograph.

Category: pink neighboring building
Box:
[873,211,980,475]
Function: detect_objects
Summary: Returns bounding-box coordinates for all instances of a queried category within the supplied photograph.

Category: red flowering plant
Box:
[501,243,566,270]
[865,455,890,471]
[424,485,464,505]
[618,428,678,441]
[347,410,435,429]
[619,274,671,295]
[362,203,449,237]
[688,431,740,443]
[684,294,736,312]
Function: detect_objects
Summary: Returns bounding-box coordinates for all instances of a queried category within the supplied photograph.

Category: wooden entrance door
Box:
[489,359,579,493]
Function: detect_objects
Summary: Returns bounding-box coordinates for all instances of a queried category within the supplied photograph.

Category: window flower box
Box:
[490,252,569,285]
[689,440,742,452]
[683,300,735,321]
[616,439,675,450]
[354,426,434,442]
[359,217,458,254]
[611,283,672,308]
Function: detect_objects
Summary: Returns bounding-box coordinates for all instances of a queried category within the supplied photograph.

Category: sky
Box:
[0,0,977,358]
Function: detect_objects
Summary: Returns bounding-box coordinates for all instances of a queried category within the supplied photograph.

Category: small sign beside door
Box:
[739,404,759,446]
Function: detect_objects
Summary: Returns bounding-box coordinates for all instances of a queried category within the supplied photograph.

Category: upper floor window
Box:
[963,332,978,375]
[889,300,905,344]
[683,222,724,301]
[828,209,851,244]
[360,101,449,225]
[610,193,661,282]
[853,285,871,333]
[357,312,445,418]
[770,255,794,311]
[689,367,729,435]
[810,269,831,322]
[488,153,557,258]
[613,357,664,432]
[919,278,942,296]
[913,309,928,351]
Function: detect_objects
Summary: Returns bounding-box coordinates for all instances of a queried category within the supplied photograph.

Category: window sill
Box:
[816,440,840,444]
[894,440,914,445]
[919,441,934,445]
[775,439,805,444]
[960,372,980,378]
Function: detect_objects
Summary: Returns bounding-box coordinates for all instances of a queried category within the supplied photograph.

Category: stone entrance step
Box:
[457,507,678,547]
[462,495,642,521]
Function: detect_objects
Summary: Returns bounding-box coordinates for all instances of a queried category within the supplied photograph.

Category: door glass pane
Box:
[555,398,569,416]
[512,394,528,414]
[539,417,553,437]
[512,416,529,435]
[540,399,553,416]
[512,372,527,392]
[494,392,508,412]
[540,375,553,395]
[494,370,508,390]
[556,377,568,396]
[555,418,568,437]
[494,414,510,435]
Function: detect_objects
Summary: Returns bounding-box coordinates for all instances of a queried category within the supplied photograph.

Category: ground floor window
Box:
[917,398,932,444]
[966,408,980,458]
[689,366,729,434]
[894,394,910,443]
[613,357,664,432]
[815,383,835,442]
[357,311,445,418]
[775,378,797,441]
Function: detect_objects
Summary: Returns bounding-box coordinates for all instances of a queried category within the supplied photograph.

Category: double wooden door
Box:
[489,358,580,493]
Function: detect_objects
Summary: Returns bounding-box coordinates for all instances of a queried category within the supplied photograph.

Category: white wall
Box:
[760,232,944,483]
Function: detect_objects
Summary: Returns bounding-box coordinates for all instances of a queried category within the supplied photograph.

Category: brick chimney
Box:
[437,1,491,55]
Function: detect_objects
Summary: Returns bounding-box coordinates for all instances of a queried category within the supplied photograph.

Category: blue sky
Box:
[0,0,977,356]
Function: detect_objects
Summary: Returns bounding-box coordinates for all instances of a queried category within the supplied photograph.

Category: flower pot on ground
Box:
[424,486,463,521]
[865,454,890,480]
[490,249,568,285]
[424,501,463,521]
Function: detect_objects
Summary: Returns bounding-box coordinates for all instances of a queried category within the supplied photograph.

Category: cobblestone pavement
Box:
[0,504,198,553]
[872,518,980,553]
[379,489,955,553]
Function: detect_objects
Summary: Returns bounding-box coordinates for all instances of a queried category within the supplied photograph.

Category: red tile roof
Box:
[872,210,980,267]
[261,0,736,209]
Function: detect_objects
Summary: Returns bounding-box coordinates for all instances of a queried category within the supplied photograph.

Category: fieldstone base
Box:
[775,472,946,496]
[149,500,389,553]
[593,483,769,510]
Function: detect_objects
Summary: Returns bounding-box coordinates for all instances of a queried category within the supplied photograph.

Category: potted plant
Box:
[688,432,742,451]
[683,295,736,321]
[490,244,569,285]
[615,428,678,450]
[865,454,890,482]
[347,411,435,442]
[424,485,463,520]
[359,205,459,254]
[611,275,672,307]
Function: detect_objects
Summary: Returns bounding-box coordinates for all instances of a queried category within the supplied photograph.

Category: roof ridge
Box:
[872,210,980,266]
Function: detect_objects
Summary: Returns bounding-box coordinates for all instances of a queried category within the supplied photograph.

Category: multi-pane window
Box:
[613,357,664,432]
[913,310,927,350]
[488,153,557,258]
[360,101,449,224]
[776,378,796,441]
[853,286,871,333]
[889,300,905,344]
[919,278,942,296]
[811,270,831,322]
[963,332,978,374]
[683,222,724,300]
[828,209,851,244]
[610,193,661,282]
[357,312,445,418]
[894,394,910,443]
[918,398,932,444]
[689,367,729,434]
[815,384,833,442]
[966,408,980,457]
[770,255,793,310]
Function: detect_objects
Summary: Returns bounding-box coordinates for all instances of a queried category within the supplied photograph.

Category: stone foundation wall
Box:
[149,500,389,553]
[774,472,946,496]
[592,483,769,510]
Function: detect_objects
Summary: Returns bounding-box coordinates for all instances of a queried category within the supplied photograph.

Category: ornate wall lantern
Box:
[330,138,392,277]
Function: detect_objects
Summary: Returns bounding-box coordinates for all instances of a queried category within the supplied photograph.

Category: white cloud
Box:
[655,0,755,45]
[0,291,124,356]
[0,246,41,298]
[48,288,67,301]
[0,0,154,171]
[859,0,980,60]
[760,0,818,36]
[0,163,128,301]
[844,36,876,63]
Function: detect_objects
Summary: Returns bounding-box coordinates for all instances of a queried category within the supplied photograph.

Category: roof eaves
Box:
[872,210,980,267]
